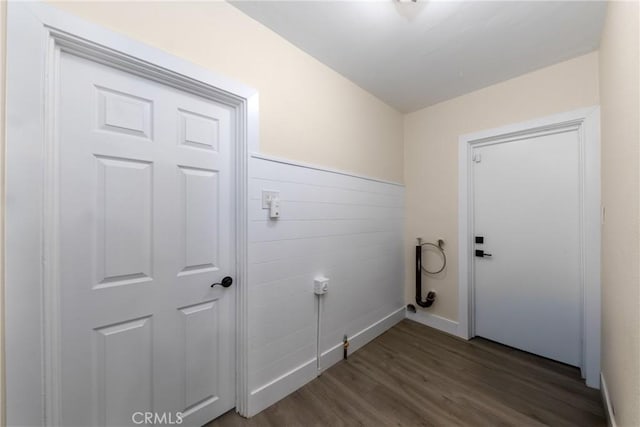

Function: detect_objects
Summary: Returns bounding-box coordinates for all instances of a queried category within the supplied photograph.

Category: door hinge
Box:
[473,153,482,163]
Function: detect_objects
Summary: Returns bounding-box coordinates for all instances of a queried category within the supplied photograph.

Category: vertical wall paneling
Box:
[247,155,405,415]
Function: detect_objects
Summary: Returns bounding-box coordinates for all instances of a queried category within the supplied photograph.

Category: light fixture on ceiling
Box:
[394,0,422,22]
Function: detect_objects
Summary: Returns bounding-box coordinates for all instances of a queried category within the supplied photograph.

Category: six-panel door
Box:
[57,52,235,426]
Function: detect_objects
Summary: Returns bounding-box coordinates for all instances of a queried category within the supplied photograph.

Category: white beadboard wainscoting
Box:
[247,154,405,416]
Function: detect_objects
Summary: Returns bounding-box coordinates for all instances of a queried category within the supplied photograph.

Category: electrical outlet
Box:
[269,197,280,219]
[314,276,329,295]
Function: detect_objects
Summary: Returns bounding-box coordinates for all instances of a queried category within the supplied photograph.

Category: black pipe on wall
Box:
[413,240,436,308]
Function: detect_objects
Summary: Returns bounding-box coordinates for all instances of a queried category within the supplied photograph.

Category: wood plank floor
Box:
[208,320,605,427]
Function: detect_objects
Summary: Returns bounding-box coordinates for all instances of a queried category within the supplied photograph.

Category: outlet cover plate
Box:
[262,190,280,209]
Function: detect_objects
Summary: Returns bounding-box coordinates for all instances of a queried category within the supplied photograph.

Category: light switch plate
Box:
[262,190,280,209]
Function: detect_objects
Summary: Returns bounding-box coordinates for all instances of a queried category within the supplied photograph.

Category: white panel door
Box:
[57,52,235,426]
[473,130,582,366]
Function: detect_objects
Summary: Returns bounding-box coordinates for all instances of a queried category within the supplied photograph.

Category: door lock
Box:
[475,249,492,258]
[211,276,233,288]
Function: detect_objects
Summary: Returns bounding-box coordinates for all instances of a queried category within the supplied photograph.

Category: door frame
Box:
[457,106,601,388]
[4,2,257,425]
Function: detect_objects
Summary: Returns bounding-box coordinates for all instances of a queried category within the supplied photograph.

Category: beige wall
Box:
[47,1,405,182]
[404,52,600,321]
[599,1,640,426]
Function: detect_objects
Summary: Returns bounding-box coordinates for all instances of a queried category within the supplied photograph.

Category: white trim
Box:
[5,2,257,424]
[247,358,318,418]
[457,106,601,387]
[247,306,405,417]
[29,3,256,102]
[250,152,404,187]
[320,307,406,369]
[405,310,459,337]
[601,373,617,427]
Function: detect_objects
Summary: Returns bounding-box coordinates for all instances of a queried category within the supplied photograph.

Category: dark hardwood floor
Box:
[208,319,605,427]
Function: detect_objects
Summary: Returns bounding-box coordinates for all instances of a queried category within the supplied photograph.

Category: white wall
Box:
[599,1,640,425]
[0,2,5,424]
[404,52,600,323]
[247,155,405,414]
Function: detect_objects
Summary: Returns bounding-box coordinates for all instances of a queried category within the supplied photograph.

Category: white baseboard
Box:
[247,357,317,417]
[247,306,405,417]
[601,372,617,427]
[320,307,406,370]
[406,309,460,337]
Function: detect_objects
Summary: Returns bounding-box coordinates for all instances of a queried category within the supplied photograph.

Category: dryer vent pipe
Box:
[410,238,436,310]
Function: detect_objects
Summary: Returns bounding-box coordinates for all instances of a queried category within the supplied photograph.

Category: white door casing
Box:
[458,107,601,387]
[5,3,258,425]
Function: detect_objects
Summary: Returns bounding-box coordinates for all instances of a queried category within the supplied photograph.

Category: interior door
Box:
[57,51,235,426]
[472,130,582,366]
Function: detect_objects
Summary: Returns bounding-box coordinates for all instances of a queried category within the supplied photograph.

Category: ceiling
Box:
[231,1,607,113]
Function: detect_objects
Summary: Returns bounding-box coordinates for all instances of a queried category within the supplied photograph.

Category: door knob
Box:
[211,276,233,288]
